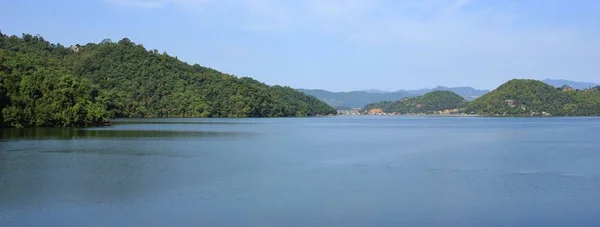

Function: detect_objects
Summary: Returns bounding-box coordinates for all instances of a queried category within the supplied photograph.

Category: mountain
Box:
[297,89,411,109]
[542,79,598,90]
[364,91,468,114]
[299,86,488,108]
[400,86,489,101]
[362,89,391,94]
[0,33,335,127]
[466,79,600,116]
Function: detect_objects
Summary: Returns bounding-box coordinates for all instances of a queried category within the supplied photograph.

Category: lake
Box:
[1,117,600,227]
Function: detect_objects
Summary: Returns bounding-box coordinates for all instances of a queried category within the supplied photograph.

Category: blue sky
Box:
[1,0,599,91]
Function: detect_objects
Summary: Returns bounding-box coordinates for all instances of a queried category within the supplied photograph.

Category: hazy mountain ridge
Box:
[542,79,598,90]
[299,86,489,108]
[297,89,410,109]
[401,86,488,100]
[361,89,391,94]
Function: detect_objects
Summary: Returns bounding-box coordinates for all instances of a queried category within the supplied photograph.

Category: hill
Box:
[466,79,574,116]
[363,91,468,114]
[299,86,487,108]
[543,79,598,90]
[0,33,335,127]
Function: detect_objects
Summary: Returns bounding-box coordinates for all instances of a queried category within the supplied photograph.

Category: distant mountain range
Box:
[299,86,489,108]
[301,79,598,109]
[361,89,391,94]
[402,86,489,100]
[542,79,598,90]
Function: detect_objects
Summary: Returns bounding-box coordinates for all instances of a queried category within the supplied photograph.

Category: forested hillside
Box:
[363,91,468,114]
[466,79,600,116]
[560,88,600,116]
[0,32,335,127]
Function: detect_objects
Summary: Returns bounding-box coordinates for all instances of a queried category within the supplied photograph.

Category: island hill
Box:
[0,32,336,128]
[361,79,600,116]
[363,90,469,115]
[468,79,600,116]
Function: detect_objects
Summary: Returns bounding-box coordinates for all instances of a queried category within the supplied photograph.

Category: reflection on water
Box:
[0,149,157,206]
[0,128,246,141]
[113,119,258,125]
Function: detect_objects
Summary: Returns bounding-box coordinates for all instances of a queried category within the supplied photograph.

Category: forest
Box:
[466,79,600,116]
[0,32,336,127]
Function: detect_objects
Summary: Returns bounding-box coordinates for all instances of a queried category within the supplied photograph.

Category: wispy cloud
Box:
[104,0,600,88]
[105,0,210,8]
[104,0,600,54]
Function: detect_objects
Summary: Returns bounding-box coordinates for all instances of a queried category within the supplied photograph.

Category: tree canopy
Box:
[466,79,600,116]
[562,89,600,116]
[0,33,335,127]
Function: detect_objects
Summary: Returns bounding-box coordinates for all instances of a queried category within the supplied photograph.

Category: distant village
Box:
[337,108,469,116]
[336,109,362,115]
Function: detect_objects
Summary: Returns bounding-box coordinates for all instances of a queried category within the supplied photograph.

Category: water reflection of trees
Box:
[0,125,250,207]
[0,128,243,140]
[0,139,180,207]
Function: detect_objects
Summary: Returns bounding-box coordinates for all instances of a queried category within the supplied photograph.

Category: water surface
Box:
[1,117,600,227]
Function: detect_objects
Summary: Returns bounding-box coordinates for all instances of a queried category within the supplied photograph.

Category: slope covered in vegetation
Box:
[562,88,600,116]
[363,91,468,114]
[0,33,335,127]
[466,79,600,116]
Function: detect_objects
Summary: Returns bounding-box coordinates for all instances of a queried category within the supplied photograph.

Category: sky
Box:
[1,0,600,91]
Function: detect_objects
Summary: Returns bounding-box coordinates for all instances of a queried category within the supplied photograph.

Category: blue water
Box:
[1,117,600,226]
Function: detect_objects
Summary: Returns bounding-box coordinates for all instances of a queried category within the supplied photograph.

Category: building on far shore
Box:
[367,108,384,115]
[337,108,361,115]
[434,108,462,115]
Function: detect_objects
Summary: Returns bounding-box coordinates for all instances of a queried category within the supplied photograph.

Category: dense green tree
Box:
[562,89,600,116]
[466,79,600,116]
[0,46,109,127]
[0,33,335,127]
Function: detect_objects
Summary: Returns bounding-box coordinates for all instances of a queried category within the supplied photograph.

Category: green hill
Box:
[0,33,335,127]
[466,79,576,116]
[562,88,600,116]
[364,91,468,114]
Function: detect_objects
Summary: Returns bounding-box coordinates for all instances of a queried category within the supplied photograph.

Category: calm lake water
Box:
[1,117,600,227]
